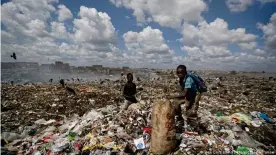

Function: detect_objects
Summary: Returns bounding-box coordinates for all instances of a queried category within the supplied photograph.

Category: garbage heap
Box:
[2,99,276,154]
[1,83,124,132]
[1,71,276,154]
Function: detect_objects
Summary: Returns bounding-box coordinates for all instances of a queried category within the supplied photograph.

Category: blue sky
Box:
[54,0,276,55]
[1,0,276,71]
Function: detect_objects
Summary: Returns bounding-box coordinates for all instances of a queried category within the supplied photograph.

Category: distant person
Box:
[49,79,53,83]
[120,72,126,82]
[167,65,207,132]
[11,81,14,86]
[121,73,137,111]
[59,79,65,87]
[120,72,126,90]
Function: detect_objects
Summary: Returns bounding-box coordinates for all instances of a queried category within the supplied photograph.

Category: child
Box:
[122,73,137,110]
[167,65,202,131]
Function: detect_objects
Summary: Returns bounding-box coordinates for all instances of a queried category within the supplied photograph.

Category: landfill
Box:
[1,70,276,154]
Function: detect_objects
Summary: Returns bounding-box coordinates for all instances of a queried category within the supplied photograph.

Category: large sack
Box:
[151,99,176,154]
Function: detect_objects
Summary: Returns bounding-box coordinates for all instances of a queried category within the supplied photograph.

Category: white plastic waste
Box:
[1,132,22,142]
[52,138,70,152]
[134,137,145,150]
[251,119,262,127]
[35,119,56,125]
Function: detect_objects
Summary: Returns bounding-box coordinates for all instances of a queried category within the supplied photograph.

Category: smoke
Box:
[1,69,157,84]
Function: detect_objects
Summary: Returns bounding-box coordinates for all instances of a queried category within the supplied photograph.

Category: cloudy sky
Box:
[1,0,276,71]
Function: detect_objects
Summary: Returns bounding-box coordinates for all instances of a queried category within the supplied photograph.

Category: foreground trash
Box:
[2,105,275,154]
[1,71,276,154]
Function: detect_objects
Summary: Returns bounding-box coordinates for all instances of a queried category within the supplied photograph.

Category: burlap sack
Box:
[150,99,176,154]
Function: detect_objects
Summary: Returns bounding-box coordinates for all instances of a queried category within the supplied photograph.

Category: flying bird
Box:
[10,53,17,60]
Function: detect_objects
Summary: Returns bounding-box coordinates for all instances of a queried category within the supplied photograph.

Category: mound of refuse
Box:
[1,71,276,154]
[1,99,276,154]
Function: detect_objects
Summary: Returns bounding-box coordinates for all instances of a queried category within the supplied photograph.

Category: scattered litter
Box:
[1,71,276,154]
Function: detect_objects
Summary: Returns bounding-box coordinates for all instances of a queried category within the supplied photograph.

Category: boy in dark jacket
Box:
[122,73,137,110]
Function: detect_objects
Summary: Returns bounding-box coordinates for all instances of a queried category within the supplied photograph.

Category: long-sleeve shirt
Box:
[123,82,137,103]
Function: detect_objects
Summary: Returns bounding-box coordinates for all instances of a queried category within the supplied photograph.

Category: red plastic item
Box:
[232,117,239,122]
[41,134,54,143]
[143,127,152,134]
[74,142,82,150]
[184,131,199,135]
[55,121,62,125]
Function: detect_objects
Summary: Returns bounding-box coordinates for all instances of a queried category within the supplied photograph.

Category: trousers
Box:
[122,99,132,110]
[175,93,202,129]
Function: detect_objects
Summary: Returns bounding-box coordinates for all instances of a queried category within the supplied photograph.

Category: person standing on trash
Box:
[121,73,138,110]
[167,65,206,131]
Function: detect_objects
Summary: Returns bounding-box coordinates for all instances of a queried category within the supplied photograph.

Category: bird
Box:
[10,53,17,60]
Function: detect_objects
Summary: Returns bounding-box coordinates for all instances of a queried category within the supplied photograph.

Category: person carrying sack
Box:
[167,65,207,132]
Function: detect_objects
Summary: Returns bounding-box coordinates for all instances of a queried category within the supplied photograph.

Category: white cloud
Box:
[182,18,257,46]
[226,0,276,12]
[123,26,173,65]
[1,0,275,71]
[1,0,57,39]
[238,42,257,50]
[254,49,266,55]
[73,6,116,44]
[177,17,275,71]
[25,19,49,38]
[110,0,207,28]
[123,26,169,54]
[1,1,122,66]
[172,53,276,72]
[258,13,276,55]
[226,0,254,12]
[258,0,276,3]
[57,4,73,21]
[181,18,257,59]
[1,31,16,44]
[50,22,70,39]
[182,45,232,58]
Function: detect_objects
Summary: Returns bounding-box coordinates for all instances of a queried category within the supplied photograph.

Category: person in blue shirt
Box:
[167,65,202,131]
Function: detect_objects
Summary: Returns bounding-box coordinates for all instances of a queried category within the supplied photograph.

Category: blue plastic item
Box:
[258,112,274,123]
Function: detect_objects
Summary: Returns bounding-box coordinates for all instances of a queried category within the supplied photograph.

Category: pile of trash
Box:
[2,98,276,155]
[1,83,124,132]
[1,71,276,154]
[2,100,276,154]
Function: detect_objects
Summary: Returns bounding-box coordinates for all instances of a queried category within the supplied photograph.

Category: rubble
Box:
[1,71,276,154]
